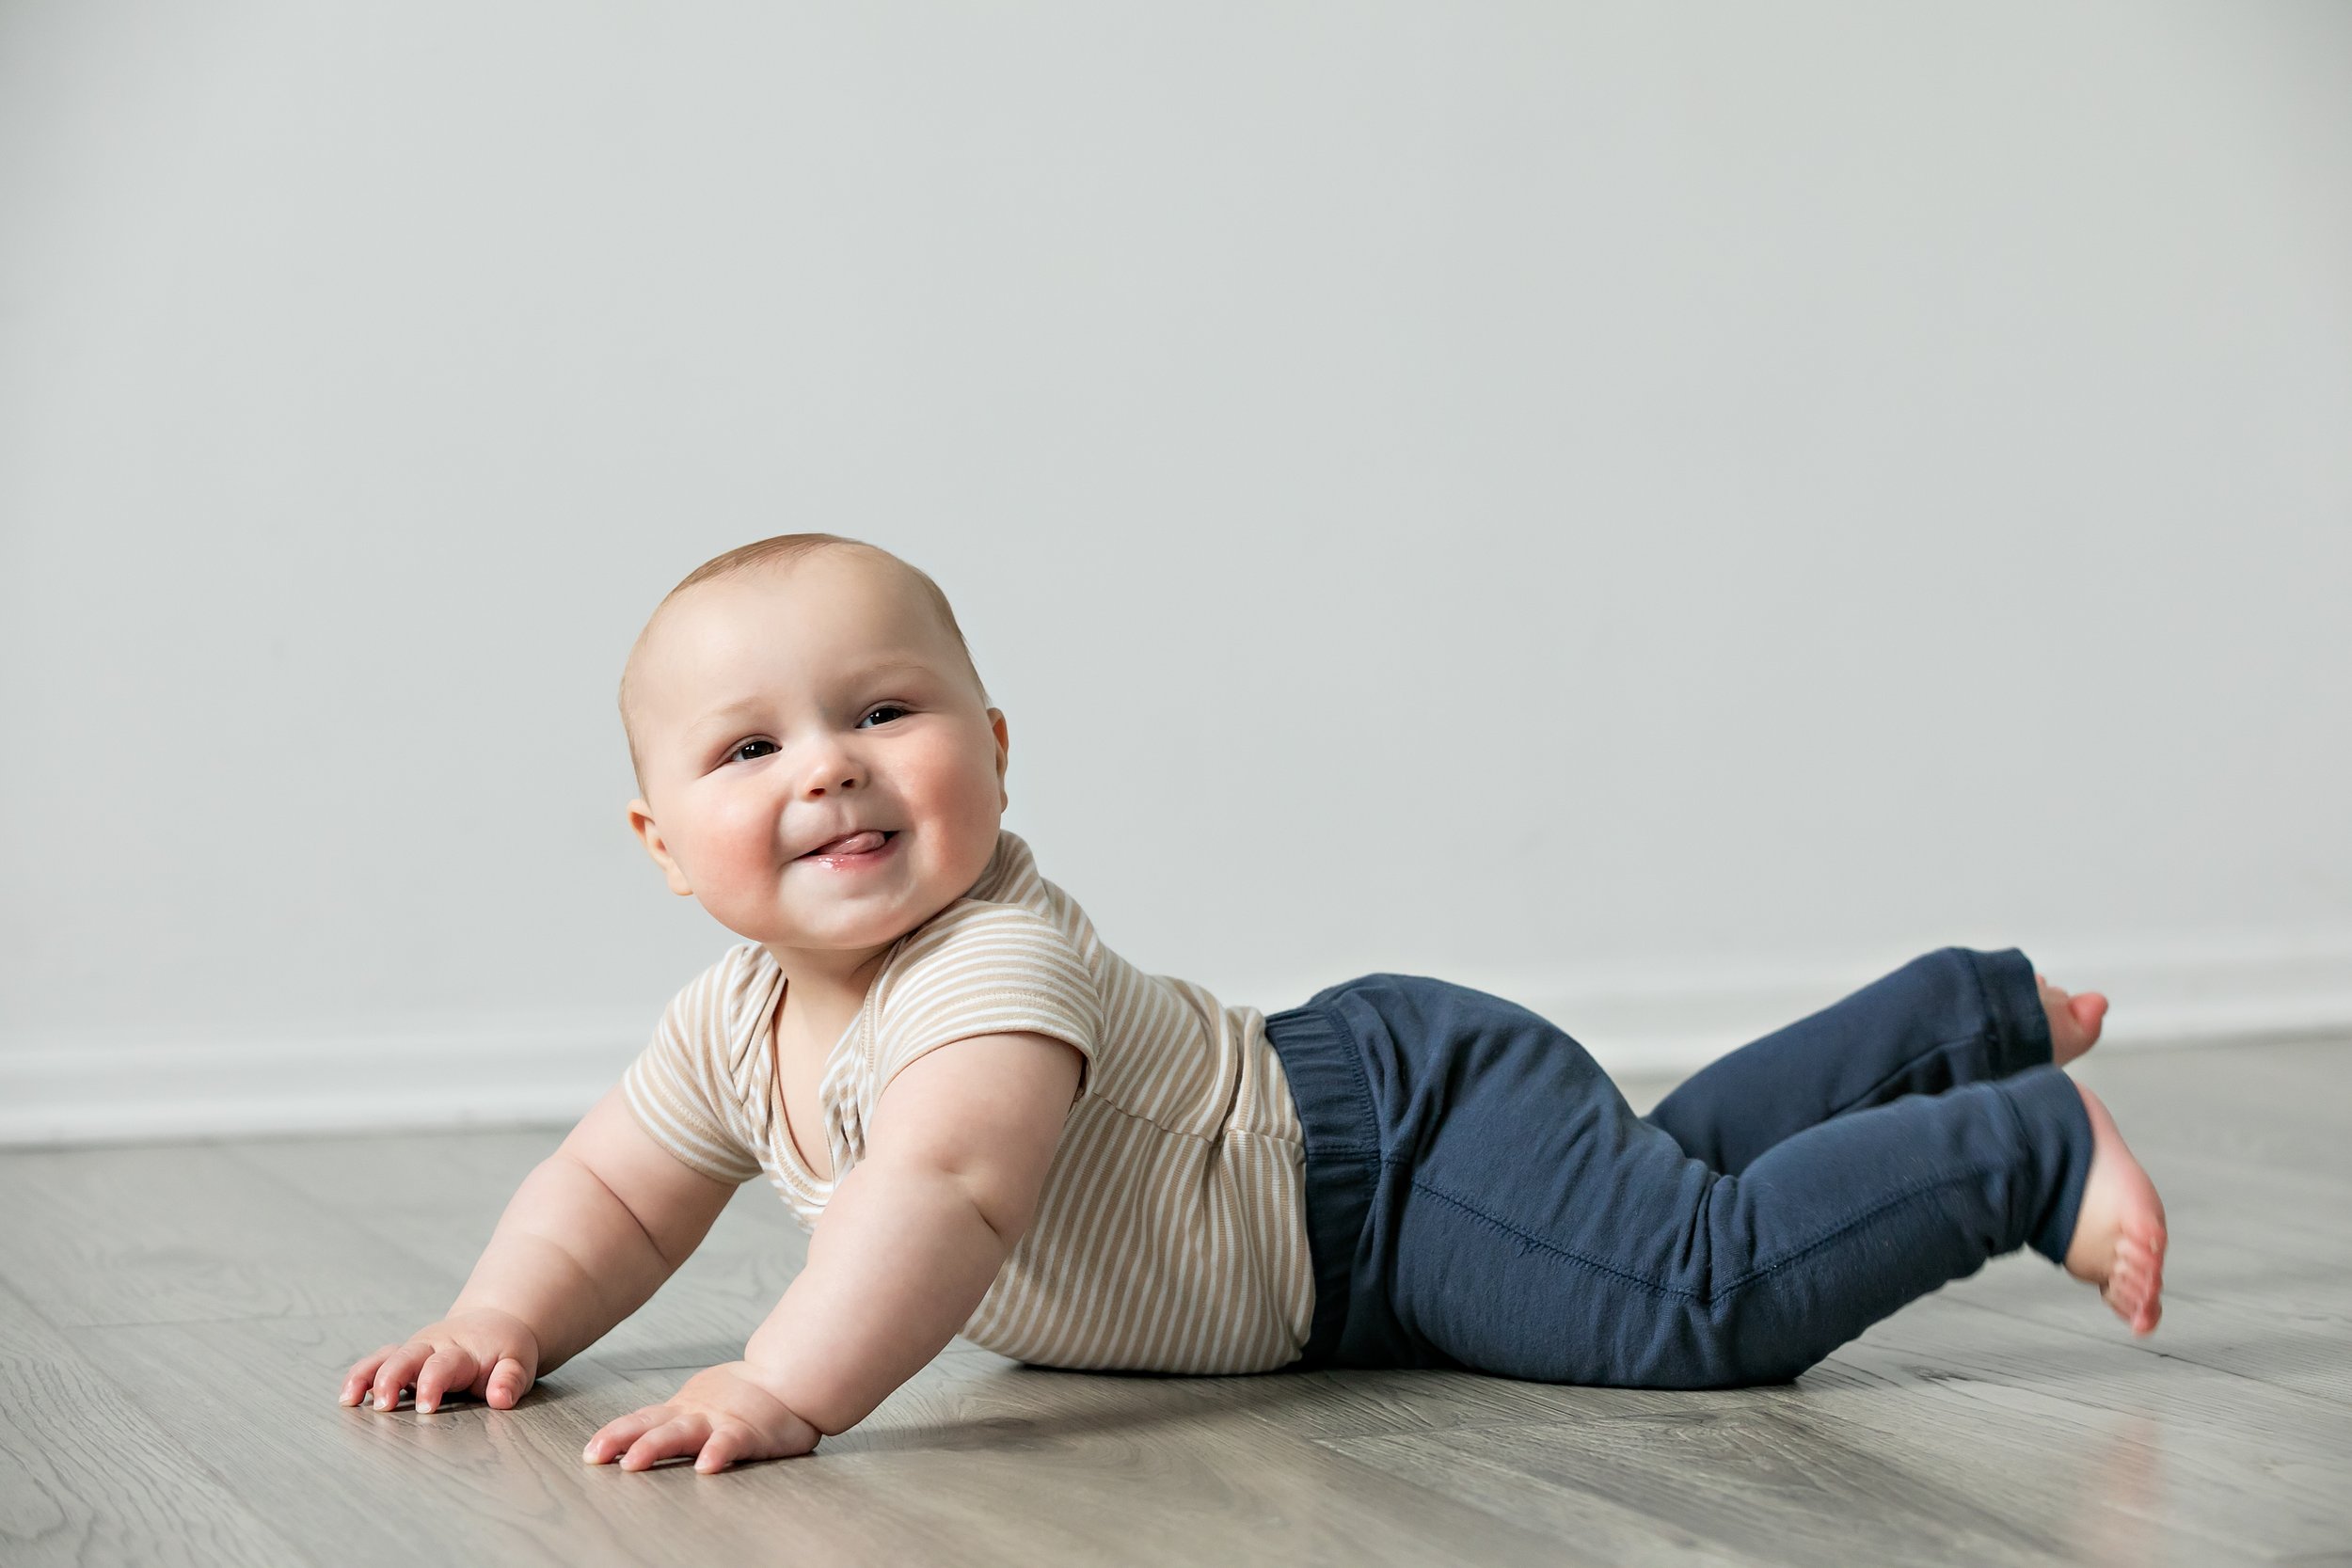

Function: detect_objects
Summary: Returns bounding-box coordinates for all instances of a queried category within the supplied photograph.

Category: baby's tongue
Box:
[809,830,886,857]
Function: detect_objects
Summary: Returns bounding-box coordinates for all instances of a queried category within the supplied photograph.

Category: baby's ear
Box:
[626,800,696,897]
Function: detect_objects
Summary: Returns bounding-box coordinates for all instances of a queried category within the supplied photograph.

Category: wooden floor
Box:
[4,1035,2349,1567]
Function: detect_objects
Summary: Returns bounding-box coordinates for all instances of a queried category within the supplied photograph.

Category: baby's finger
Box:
[693,1426,746,1475]
[582,1407,670,1466]
[370,1345,430,1411]
[482,1354,532,1409]
[620,1415,707,1472]
[411,1347,476,1415]
[338,1345,397,1406]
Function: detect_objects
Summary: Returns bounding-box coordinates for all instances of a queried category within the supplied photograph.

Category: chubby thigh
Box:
[1388,1057,1736,1387]
[1309,974,1727,1381]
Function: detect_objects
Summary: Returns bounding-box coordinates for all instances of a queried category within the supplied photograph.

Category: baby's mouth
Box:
[800,830,895,859]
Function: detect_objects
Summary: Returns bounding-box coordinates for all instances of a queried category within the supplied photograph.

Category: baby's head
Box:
[619,535,1009,967]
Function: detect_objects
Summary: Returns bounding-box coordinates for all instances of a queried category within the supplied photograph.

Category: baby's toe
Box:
[2106,1240,2167,1333]
[2104,1254,2139,1304]
[2122,1211,2167,1263]
[2107,1243,2153,1298]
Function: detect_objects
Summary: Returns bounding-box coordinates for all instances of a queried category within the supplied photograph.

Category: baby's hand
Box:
[581,1361,822,1474]
[338,1307,542,1415]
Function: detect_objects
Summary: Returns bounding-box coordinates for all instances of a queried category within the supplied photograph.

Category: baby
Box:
[339,533,2169,1474]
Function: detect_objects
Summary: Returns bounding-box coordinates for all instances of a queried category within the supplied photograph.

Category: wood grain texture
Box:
[0,1036,2345,1566]
[0,1144,456,1330]
[0,1279,310,1568]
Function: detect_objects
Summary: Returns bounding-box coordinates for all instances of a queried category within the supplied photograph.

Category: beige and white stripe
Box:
[621,829,1317,1374]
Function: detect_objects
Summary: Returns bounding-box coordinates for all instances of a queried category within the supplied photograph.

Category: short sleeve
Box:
[868,905,1103,1104]
[620,961,766,1187]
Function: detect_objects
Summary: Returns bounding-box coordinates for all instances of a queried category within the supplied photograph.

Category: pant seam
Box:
[1406,1161,2012,1307]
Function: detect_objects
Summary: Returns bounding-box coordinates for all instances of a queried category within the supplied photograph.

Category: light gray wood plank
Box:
[226,1125,561,1217]
[1804,1305,2352,1564]
[797,1354,1580,1564]
[0,1145,456,1329]
[1323,1394,2086,1568]
[72,1312,1571,1568]
[1184,1361,1624,1444]
[1941,1231,2352,1407]
[1836,1289,2352,1460]
[0,1278,309,1568]
[2072,1037,2352,1183]
[70,1309,786,1567]
[1208,1290,2345,1565]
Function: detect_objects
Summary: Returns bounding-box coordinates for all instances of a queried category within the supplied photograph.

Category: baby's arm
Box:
[580,1030,1083,1470]
[748,1030,1084,1424]
[340,1085,734,1414]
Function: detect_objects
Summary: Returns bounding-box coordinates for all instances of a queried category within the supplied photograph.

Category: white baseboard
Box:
[1490,930,2352,1079]
[5,933,2349,1148]
[0,1022,641,1148]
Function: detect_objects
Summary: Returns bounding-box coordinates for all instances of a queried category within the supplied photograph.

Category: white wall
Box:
[5,2,2349,1143]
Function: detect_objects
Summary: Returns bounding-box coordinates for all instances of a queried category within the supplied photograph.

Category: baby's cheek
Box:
[707,799,785,864]
[936,754,1007,828]
[681,821,787,914]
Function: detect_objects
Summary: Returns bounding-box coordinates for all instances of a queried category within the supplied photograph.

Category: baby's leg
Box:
[1645,946,2056,1174]
[1392,1057,2164,1387]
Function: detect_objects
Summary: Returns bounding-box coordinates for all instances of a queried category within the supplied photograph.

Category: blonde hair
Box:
[618,533,991,794]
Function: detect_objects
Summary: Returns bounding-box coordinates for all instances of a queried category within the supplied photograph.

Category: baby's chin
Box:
[739,891,961,953]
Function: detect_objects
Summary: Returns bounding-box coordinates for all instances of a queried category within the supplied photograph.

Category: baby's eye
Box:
[859,704,910,727]
[727,738,779,764]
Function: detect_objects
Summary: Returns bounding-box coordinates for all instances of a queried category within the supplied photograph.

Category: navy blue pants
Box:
[1263,946,2093,1386]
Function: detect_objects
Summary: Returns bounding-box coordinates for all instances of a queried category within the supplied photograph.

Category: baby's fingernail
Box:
[417,1401,435,1414]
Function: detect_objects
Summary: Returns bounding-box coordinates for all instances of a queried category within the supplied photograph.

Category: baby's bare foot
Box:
[2037,972,2107,1067]
[2063,1082,2168,1336]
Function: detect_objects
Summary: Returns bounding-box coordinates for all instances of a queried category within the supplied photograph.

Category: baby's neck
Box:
[763,936,890,997]
[771,965,875,1056]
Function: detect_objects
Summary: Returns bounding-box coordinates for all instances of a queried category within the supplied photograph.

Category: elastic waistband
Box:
[1263,995,1382,1370]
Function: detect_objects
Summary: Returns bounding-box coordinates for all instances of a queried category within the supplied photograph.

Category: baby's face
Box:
[624,552,1009,972]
